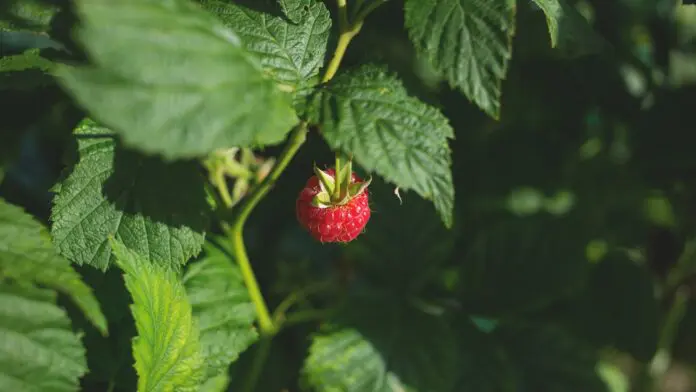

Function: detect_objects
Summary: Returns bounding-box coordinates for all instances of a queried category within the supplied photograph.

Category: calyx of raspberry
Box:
[312,159,371,209]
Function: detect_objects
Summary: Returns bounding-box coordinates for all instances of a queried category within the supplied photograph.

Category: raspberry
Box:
[296,168,371,243]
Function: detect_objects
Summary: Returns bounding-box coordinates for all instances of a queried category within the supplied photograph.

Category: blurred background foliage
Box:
[3,0,696,391]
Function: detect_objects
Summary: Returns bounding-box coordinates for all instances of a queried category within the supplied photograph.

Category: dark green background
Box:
[2,0,696,391]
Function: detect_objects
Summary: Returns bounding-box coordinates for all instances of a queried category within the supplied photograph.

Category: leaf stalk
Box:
[321,0,371,83]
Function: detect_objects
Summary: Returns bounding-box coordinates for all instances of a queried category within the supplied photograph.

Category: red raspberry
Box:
[296,168,371,243]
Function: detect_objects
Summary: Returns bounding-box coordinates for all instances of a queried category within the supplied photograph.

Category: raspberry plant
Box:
[1,0,696,391]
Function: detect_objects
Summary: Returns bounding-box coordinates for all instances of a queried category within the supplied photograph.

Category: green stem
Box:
[321,0,363,83]
[333,152,344,199]
[353,0,388,24]
[665,238,696,293]
[657,288,689,351]
[321,0,388,83]
[241,337,272,392]
[229,0,385,386]
[335,153,343,176]
[228,225,275,333]
[321,0,383,191]
[272,280,334,325]
[214,170,234,208]
[226,123,308,335]
[283,308,334,327]
[648,286,690,391]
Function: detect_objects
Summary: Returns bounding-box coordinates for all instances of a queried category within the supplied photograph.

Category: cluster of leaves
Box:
[2,0,696,391]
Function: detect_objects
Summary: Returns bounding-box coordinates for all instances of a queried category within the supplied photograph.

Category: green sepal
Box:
[241,148,255,166]
[311,192,332,208]
[232,178,249,205]
[223,160,252,179]
[349,175,372,197]
[311,160,371,208]
[256,158,275,182]
[335,158,353,201]
[334,192,353,206]
[313,165,336,195]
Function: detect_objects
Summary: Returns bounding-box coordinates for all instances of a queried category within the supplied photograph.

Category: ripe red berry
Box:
[296,168,371,243]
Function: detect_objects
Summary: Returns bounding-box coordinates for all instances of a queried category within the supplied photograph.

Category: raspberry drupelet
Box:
[296,168,371,243]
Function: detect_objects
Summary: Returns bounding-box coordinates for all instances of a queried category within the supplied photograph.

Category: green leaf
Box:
[51,119,209,271]
[303,295,458,392]
[531,0,562,47]
[459,217,590,315]
[199,0,330,112]
[531,0,607,57]
[55,0,298,160]
[0,49,54,90]
[0,49,51,72]
[0,198,108,335]
[404,0,516,118]
[111,238,205,392]
[183,239,258,380]
[0,0,57,32]
[278,0,312,23]
[499,323,608,392]
[197,373,229,392]
[310,65,455,227]
[0,282,87,392]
